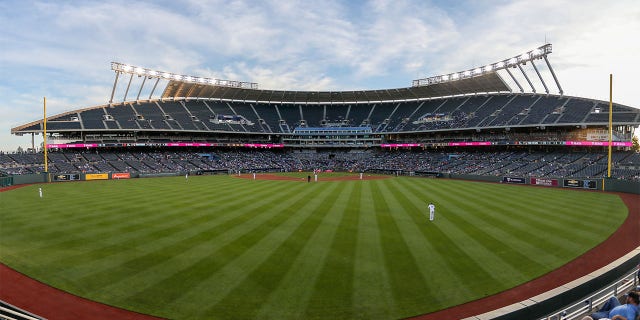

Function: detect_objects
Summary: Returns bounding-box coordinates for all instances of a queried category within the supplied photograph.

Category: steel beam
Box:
[505,68,524,93]
[530,60,549,94]
[544,55,564,95]
[123,73,134,102]
[109,71,120,104]
[517,64,536,93]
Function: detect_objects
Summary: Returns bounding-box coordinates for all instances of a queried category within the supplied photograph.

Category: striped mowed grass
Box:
[0,174,628,319]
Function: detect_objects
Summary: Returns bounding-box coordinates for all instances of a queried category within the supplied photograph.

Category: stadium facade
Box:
[10,44,640,153]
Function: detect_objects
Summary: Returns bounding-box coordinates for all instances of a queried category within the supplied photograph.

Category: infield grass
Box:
[0,174,628,319]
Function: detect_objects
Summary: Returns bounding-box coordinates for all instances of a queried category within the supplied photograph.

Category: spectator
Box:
[586,290,639,320]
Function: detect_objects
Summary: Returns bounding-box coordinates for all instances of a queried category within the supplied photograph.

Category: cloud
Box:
[0,0,638,152]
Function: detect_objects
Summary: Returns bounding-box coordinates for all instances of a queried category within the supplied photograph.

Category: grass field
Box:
[0,174,629,319]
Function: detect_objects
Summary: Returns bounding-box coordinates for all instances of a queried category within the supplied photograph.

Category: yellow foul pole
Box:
[607,75,612,178]
[43,97,49,178]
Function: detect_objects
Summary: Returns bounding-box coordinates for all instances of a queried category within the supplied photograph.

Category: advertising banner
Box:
[502,177,526,184]
[85,173,109,180]
[53,174,80,181]
[112,172,131,179]
[563,179,596,189]
[583,180,597,189]
[564,179,583,188]
[530,178,558,187]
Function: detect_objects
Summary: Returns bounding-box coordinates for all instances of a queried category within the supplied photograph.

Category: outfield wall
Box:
[4,172,639,195]
[11,173,46,185]
[604,178,640,194]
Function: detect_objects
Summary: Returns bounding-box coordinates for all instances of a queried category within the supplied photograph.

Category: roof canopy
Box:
[160,72,510,103]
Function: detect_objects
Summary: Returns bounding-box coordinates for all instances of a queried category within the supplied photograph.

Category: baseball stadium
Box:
[1,44,639,320]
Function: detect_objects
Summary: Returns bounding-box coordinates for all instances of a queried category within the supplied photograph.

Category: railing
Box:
[463,248,639,320]
[0,300,46,320]
[539,268,638,320]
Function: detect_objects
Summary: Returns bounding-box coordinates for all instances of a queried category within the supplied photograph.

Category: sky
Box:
[1,0,639,152]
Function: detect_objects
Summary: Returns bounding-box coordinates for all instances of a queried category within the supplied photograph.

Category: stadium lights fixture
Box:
[110,62,259,89]
[412,43,553,87]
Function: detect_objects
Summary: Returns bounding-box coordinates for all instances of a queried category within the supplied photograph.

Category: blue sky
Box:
[1,0,639,151]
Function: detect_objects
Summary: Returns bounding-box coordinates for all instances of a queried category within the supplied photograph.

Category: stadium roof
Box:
[160,71,510,103]
[104,44,557,104]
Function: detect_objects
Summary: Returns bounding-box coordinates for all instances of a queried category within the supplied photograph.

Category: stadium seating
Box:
[4,149,637,181]
[23,93,637,135]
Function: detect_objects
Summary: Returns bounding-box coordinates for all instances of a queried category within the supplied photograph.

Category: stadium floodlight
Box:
[411,43,561,94]
[110,62,259,89]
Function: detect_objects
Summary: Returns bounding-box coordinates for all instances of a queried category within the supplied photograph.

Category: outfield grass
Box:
[0,175,628,319]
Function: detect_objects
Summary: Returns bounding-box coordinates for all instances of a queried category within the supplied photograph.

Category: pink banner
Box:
[47,143,98,149]
[448,142,492,146]
[565,140,632,147]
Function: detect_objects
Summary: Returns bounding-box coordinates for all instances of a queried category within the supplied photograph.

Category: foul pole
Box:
[607,75,613,179]
[43,97,49,181]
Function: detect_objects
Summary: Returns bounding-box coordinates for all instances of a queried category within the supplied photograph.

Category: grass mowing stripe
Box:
[388,179,530,300]
[5,178,278,263]
[114,181,334,317]
[370,180,434,318]
[202,181,352,319]
[253,182,358,320]
[161,181,341,318]
[456,183,614,245]
[301,181,360,320]
[379,179,508,311]
[432,181,584,260]
[385,179,507,299]
[412,179,625,269]
[76,180,300,300]
[373,180,454,310]
[392,179,538,284]
[52,179,289,281]
[382,179,472,304]
[352,181,397,320]
[426,181,575,266]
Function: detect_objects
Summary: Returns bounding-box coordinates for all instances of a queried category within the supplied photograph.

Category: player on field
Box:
[428,202,435,221]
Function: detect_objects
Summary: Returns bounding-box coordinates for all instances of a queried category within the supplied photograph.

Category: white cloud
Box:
[0,0,638,152]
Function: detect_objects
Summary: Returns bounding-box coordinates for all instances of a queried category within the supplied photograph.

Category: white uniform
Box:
[253,173,256,180]
[39,187,43,198]
[185,173,188,180]
[428,203,435,221]
[359,172,363,180]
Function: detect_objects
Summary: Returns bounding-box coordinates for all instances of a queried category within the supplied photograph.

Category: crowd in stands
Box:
[1,149,639,181]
